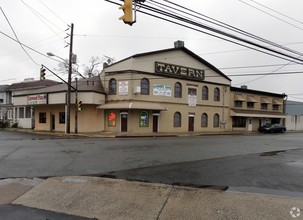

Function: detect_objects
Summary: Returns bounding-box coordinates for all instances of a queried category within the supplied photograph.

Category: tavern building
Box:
[12,42,286,134]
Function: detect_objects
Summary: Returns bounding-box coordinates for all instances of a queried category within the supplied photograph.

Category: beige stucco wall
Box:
[34,104,104,133]
[105,50,231,85]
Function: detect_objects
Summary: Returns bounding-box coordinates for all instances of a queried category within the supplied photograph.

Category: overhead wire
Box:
[155,0,303,57]
[20,0,66,41]
[134,1,303,64]
[238,0,303,31]
[0,7,39,66]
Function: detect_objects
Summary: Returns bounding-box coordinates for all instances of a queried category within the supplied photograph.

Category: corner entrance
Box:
[120,113,128,132]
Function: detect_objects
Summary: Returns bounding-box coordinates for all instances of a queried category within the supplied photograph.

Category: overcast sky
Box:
[1,0,303,101]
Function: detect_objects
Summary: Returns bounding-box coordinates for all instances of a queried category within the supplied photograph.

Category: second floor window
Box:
[261,103,268,110]
[109,78,116,95]
[214,88,220,101]
[174,82,182,98]
[202,86,208,100]
[234,101,243,107]
[247,102,254,108]
[141,78,149,95]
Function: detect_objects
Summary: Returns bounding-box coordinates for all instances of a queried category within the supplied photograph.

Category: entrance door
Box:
[248,117,253,132]
[121,113,128,132]
[188,116,194,132]
[51,114,55,131]
[153,115,159,132]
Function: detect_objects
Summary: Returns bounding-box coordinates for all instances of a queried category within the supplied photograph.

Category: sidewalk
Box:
[2,176,303,220]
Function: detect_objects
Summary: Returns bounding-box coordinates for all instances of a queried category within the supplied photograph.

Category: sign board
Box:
[188,95,197,107]
[27,94,47,105]
[119,81,129,96]
[153,84,172,97]
[155,62,205,81]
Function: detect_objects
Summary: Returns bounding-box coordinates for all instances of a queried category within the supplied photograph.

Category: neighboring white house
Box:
[0,85,13,127]
[285,100,303,131]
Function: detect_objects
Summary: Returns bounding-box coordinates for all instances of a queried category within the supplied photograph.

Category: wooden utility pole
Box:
[66,23,74,134]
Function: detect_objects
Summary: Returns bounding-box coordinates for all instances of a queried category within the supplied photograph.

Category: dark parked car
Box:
[258,123,286,133]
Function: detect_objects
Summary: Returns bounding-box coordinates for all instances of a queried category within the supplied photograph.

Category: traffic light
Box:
[77,100,83,111]
[40,67,46,80]
[119,0,133,25]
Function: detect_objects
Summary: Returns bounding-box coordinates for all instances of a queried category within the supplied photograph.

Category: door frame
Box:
[152,113,159,133]
[120,112,128,132]
[188,114,195,132]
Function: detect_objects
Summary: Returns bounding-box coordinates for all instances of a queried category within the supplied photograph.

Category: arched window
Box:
[201,113,208,127]
[174,82,182,98]
[141,78,149,95]
[213,113,220,127]
[202,86,208,100]
[139,110,149,127]
[174,112,181,127]
[109,78,116,95]
[214,87,220,101]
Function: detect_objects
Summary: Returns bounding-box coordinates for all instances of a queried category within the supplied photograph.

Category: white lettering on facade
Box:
[155,62,205,80]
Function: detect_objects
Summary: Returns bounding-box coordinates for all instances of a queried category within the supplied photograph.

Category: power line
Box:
[155,0,303,58]
[0,30,61,62]
[0,7,39,66]
[241,0,303,28]
[20,0,65,41]
[104,0,303,64]
[38,0,68,26]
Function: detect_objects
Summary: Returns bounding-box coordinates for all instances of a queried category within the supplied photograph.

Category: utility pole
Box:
[66,23,74,134]
[75,77,78,134]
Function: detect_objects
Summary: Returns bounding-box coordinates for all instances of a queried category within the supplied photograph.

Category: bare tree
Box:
[82,56,102,78]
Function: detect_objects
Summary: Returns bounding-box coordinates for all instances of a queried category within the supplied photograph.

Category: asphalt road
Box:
[1,130,303,195]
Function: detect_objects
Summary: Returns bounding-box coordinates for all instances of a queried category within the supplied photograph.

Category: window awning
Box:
[273,99,283,105]
[97,101,167,111]
[247,96,258,103]
[234,94,246,101]
[230,110,286,118]
[261,97,272,104]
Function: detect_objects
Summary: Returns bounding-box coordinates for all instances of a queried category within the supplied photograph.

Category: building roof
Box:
[106,46,231,81]
[8,79,60,91]
[13,76,105,96]
[0,85,10,92]
[231,86,286,98]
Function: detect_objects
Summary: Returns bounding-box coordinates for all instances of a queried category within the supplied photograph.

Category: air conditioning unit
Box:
[134,86,141,94]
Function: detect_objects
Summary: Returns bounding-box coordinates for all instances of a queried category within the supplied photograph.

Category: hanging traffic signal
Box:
[119,0,134,25]
[77,100,83,111]
[40,67,46,80]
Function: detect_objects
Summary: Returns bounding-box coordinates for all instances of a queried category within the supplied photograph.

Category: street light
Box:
[47,52,72,134]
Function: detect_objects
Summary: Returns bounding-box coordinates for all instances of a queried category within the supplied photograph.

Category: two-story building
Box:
[230,86,286,132]
[11,42,287,134]
[98,44,231,134]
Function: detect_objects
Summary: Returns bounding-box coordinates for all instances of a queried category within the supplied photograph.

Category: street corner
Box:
[0,177,44,205]
[13,176,174,220]
[159,186,303,220]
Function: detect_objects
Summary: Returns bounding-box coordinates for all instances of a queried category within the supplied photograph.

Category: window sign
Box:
[119,81,129,95]
[139,110,149,127]
[153,84,172,97]
[108,110,116,127]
